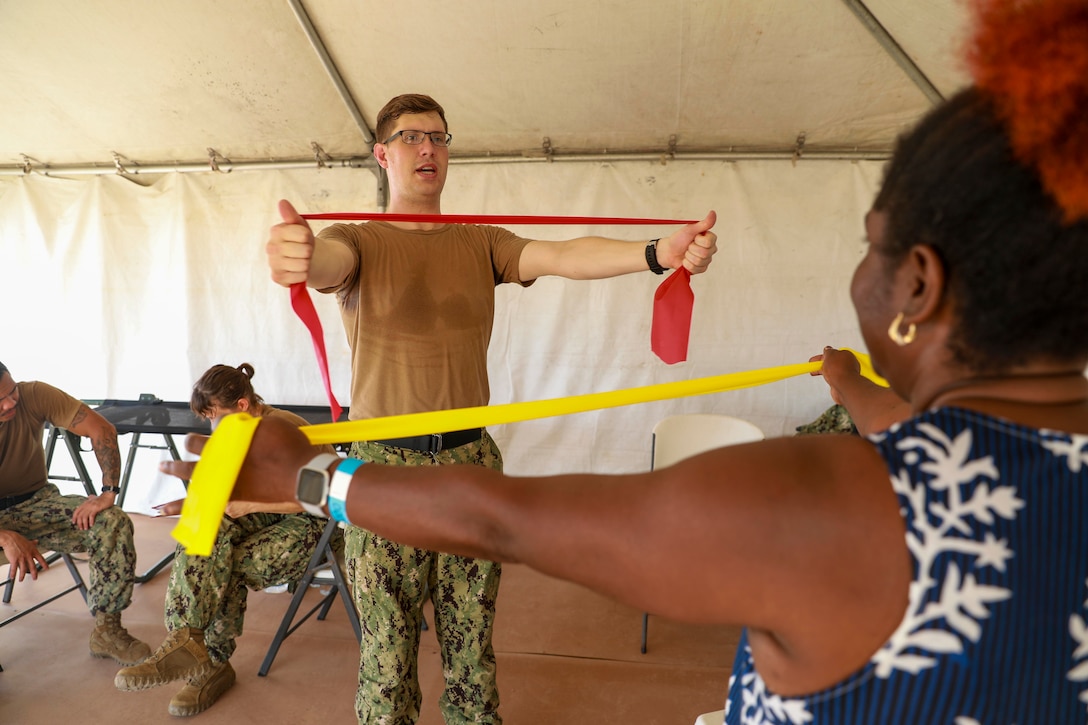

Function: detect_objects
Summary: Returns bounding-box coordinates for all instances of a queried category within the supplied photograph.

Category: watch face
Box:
[297,469,329,505]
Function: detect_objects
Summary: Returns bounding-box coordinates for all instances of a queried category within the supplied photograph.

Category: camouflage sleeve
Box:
[794,404,858,436]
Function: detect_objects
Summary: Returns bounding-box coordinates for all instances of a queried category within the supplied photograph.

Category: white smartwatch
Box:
[295,453,340,517]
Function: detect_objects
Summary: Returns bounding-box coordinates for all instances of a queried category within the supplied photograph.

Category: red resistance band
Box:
[301,212,697,226]
[290,283,342,423]
[292,212,701,420]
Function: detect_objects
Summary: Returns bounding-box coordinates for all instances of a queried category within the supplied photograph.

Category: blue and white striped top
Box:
[724,407,1088,724]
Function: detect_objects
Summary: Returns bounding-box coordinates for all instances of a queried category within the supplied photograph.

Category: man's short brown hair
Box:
[375,94,448,143]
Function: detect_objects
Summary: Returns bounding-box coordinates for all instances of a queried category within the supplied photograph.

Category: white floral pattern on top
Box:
[728,420,1024,724]
[1069,584,1088,711]
[1041,433,1088,473]
[729,417,1088,723]
[1070,580,1088,719]
[727,648,813,725]
[1036,433,1088,712]
[872,422,1024,679]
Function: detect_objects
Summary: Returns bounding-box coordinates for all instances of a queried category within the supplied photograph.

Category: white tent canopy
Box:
[0,0,971,172]
[0,1,974,512]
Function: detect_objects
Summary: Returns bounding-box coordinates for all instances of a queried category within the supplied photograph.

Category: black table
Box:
[94,399,210,512]
[94,398,349,504]
[50,398,347,583]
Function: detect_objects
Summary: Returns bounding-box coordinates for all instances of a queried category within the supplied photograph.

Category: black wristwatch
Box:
[295,453,339,517]
[645,239,666,275]
[101,485,121,495]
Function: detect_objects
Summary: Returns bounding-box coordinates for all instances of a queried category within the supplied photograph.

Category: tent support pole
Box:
[0,149,890,179]
[840,0,944,106]
[286,0,376,147]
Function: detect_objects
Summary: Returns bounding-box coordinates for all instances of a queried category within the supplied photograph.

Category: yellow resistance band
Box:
[172,413,262,555]
[174,350,885,554]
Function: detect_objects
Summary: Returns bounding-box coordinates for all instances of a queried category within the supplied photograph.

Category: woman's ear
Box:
[900,244,947,325]
[236,398,250,413]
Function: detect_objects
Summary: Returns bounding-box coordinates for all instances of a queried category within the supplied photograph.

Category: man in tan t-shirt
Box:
[265,93,719,725]
[0,360,150,666]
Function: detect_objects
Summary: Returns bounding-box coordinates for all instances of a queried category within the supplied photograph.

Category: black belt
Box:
[0,489,38,511]
[373,428,483,454]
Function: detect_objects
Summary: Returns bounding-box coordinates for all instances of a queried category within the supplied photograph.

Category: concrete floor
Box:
[0,513,737,724]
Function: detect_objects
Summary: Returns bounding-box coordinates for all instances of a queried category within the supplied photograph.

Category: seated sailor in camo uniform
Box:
[0,359,150,667]
[114,362,337,717]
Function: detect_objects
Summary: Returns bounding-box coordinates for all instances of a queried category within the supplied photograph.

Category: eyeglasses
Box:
[382,130,453,147]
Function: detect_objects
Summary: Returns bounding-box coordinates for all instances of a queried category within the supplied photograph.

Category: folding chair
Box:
[43,425,97,496]
[0,549,88,628]
[258,519,360,676]
[641,414,764,654]
[4,434,94,668]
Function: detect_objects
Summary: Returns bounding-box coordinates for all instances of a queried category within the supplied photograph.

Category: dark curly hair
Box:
[871,0,1088,374]
[190,363,263,418]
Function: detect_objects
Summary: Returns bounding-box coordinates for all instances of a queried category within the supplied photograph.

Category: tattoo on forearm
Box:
[93,434,122,488]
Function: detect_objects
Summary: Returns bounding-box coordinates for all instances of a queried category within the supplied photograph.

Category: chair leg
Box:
[259,520,361,676]
[420,582,429,632]
[316,586,338,620]
[0,551,87,628]
[61,553,88,604]
[258,574,315,676]
[0,552,55,603]
[641,612,649,654]
[317,534,362,641]
[259,524,336,677]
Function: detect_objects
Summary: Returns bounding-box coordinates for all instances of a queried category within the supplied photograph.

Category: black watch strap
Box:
[101,485,121,495]
[645,239,666,275]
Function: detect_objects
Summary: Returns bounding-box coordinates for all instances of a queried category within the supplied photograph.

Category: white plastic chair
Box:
[694,709,725,724]
[641,413,764,654]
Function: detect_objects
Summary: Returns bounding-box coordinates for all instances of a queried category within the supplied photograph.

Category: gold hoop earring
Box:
[887,312,917,346]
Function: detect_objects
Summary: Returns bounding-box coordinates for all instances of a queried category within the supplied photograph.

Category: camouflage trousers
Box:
[794,403,858,436]
[0,483,137,614]
[164,511,327,663]
[347,431,504,725]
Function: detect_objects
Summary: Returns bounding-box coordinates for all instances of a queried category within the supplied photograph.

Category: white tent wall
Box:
[0,157,882,512]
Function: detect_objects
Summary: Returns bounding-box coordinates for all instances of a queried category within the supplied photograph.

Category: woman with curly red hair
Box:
[162,0,1088,721]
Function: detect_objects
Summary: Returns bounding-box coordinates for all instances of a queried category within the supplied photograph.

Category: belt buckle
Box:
[428,433,443,454]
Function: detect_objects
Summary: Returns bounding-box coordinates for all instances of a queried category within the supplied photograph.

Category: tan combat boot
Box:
[114,627,212,691]
[168,660,236,717]
[89,611,152,665]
